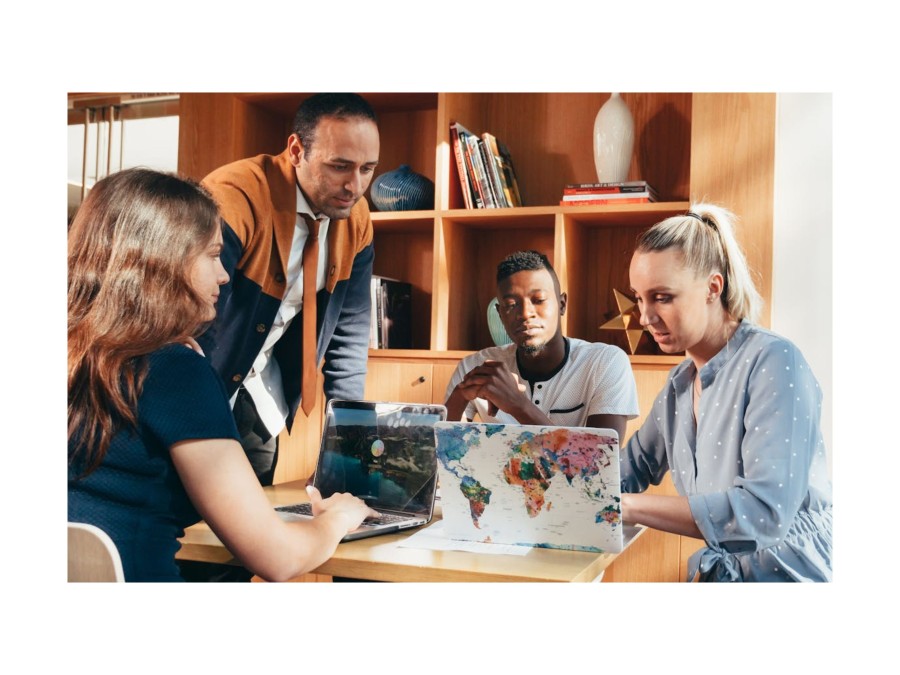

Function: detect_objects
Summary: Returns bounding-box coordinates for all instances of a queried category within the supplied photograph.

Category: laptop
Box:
[433,422,624,553]
[275,400,447,541]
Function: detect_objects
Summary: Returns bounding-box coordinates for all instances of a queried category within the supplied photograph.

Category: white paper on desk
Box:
[399,521,530,556]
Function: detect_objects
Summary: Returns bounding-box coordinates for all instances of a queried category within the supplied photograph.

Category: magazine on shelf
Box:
[369,276,413,349]
[496,138,523,207]
[561,190,656,202]
[564,180,654,191]
[450,123,523,209]
[481,132,513,208]
[450,122,475,209]
[560,180,658,205]
[478,135,508,207]
[559,197,652,206]
[463,132,496,208]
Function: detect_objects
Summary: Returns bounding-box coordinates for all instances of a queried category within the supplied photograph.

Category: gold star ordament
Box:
[599,289,646,354]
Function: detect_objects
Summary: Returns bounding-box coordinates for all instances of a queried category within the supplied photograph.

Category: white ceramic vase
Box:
[593,93,634,183]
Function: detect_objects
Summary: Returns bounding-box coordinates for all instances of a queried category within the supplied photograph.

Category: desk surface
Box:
[177,479,643,582]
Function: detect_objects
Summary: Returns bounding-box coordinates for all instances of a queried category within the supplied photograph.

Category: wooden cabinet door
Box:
[364,360,434,403]
[431,362,458,406]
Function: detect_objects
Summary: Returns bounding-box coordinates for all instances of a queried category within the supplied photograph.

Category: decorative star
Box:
[599,289,647,354]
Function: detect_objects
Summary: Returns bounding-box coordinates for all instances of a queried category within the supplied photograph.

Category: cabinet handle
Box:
[417,376,427,383]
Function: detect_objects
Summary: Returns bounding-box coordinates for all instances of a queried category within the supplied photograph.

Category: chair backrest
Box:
[68,522,125,582]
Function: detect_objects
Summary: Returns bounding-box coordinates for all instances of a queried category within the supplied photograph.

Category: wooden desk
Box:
[177,479,644,582]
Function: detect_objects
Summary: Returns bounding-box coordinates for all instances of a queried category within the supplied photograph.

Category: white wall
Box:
[67,116,179,219]
[771,93,832,470]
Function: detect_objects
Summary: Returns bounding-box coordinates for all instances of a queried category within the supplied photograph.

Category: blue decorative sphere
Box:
[370,164,434,212]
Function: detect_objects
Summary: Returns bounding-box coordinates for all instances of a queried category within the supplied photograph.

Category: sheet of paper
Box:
[398,521,530,556]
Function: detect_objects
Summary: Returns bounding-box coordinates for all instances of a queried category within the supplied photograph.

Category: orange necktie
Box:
[300,215,321,416]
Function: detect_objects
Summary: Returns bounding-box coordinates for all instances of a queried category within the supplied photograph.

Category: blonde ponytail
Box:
[635,203,762,322]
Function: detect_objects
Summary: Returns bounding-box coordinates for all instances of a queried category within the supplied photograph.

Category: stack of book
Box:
[369,276,413,349]
[450,122,523,209]
[559,180,658,206]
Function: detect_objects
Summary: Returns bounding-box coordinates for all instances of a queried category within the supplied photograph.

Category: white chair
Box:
[68,522,125,582]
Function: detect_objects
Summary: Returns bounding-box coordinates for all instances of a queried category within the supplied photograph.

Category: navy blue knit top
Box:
[68,344,240,582]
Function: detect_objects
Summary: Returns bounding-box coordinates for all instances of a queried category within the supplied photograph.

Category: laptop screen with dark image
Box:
[315,401,445,515]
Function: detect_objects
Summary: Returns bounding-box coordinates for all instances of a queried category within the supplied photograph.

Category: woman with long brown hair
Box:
[68,168,374,582]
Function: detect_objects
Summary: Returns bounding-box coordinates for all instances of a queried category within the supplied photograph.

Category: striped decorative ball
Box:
[370,164,434,212]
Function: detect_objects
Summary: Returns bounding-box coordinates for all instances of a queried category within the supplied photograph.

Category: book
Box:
[496,138,523,207]
[478,134,509,207]
[450,122,475,209]
[369,277,380,348]
[563,181,657,198]
[475,138,501,207]
[450,122,523,209]
[561,190,656,202]
[559,197,651,206]
[565,180,653,190]
[451,122,484,208]
[370,276,413,349]
[463,132,497,208]
[481,132,512,208]
[563,185,657,196]
[458,129,485,208]
[561,180,658,205]
[381,277,412,348]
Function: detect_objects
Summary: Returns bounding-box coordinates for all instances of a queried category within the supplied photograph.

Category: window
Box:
[67,94,180,220]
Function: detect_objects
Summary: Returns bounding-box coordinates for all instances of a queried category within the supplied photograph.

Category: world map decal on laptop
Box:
[434,423,625,553]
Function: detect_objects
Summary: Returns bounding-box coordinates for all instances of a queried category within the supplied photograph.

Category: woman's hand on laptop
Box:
[306,485,379,532]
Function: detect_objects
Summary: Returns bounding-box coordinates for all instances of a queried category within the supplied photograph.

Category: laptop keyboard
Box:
[275,503,313,517]
[274,503,411,527]
[362,512,410,526]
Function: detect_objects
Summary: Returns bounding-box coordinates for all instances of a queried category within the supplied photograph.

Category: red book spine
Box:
[450,124,473,209]
[559,197,651,206]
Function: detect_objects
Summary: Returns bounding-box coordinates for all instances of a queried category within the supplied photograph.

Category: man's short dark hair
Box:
[291,93,378,153]
[496,250,559,290]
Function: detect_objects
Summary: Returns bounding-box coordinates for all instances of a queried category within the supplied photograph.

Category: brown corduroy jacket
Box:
[199,148,374,427]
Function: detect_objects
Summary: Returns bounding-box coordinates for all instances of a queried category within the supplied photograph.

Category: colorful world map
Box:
[435,424,623,552]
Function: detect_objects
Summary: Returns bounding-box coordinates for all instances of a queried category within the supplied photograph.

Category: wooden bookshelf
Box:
[178,92,773,356]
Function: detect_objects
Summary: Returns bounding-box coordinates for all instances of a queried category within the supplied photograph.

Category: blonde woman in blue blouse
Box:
[621,204,832,582]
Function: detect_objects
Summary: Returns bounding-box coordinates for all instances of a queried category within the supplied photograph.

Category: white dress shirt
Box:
[232,186,330,438]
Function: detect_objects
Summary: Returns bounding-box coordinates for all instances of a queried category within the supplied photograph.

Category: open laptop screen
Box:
[315,401,446,515]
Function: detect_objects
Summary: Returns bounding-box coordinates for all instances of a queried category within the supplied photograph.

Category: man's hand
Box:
[459,360,528,417]
[454,376,484,403]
